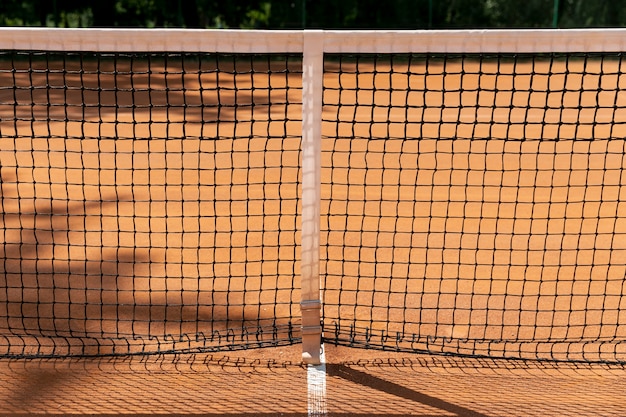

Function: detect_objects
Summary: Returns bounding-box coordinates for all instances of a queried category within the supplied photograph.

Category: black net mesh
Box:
[0,51,303,357]
[321,53,626,362]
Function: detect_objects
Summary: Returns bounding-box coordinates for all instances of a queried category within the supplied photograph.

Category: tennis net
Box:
[0,29,625,363]
[0,30,305,357]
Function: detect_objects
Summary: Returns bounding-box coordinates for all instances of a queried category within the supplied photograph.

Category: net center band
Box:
[0,28,625,363]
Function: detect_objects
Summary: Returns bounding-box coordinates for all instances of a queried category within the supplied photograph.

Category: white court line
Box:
[307,344,327,417]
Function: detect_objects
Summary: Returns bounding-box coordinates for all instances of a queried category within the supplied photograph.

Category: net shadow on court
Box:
[0,348,625,416]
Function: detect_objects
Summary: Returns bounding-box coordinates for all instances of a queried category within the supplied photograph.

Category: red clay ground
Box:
[0,55,625,414]
[0,345,625,416]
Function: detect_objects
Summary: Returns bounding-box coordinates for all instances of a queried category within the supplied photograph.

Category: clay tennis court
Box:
[0,39,625,415]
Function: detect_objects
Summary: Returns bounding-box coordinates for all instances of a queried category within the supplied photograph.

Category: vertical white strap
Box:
[301,30,324,365]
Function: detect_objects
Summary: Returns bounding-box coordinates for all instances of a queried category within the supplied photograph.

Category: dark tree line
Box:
[1,0,626,29]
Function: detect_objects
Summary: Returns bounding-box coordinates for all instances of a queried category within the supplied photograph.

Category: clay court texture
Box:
[0,28,625,415]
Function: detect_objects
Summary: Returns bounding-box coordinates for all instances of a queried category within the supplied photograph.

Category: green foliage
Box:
[1,0,626,28]
[242,2,272,28]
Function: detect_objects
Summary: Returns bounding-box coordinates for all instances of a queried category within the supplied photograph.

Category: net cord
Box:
[3,28,626,54]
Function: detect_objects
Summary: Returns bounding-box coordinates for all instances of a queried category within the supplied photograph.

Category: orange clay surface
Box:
[0,56,624,414]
